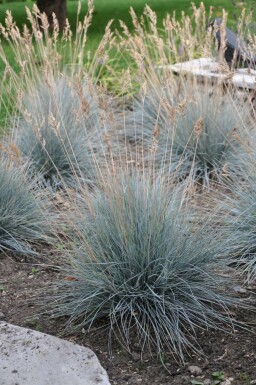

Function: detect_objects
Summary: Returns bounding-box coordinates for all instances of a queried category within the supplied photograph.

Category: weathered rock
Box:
[232,285,247,294]
[131,352,141,361]
[0,312,5,320]
[188,365,203,376]
[162,57,256,90]
[0,322,111,385]
[220,378,234,385]
[232,69,256,89]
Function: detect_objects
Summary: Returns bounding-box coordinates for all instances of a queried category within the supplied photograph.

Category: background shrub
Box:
[121,82,251,187]
[14,76,104,189]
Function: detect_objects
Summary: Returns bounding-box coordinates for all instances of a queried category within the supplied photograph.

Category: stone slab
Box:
[232,68,256,89]
[168,57,220,72]
[160,57,256,90]
[0,322,111,385]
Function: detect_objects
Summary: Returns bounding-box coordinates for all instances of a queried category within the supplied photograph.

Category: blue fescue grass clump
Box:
[219,159,256,283]
[165,91,247,186]
[0,156,51,254]
[14,77,102,189]
[121,83,250,187]
[51,174,238,362]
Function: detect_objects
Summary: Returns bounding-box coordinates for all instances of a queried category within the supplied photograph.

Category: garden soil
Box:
[1,252,256,385]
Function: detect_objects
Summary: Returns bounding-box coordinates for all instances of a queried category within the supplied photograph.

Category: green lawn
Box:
[1,0,255,80]
[0,0,255,71]
[0,0,255,131]
[0,0,255,38]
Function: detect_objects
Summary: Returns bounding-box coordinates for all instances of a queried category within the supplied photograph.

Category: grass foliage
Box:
[52,174,237,362]
[121,83,250,186]
[14,76,102,188]
[220,162,256,282]
[0,1,255,365]
[0,155,51,253]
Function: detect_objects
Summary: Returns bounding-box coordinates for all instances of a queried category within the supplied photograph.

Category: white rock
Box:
[232,285,247,294]
[0,322,111,385]
[220,378,232,385]
[220,378,234,385]
[167,57,220,72]
[232,69,256,90]
[0,312,5,320]
[188,365,203,375]
[160,58,256,90]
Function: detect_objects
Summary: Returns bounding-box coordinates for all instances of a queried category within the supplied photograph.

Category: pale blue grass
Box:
[0,157,52,254]
[50,174,239,362]
[14,77,103,189]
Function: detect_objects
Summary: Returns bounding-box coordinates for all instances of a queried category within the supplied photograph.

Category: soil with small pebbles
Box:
[1,252,256,385]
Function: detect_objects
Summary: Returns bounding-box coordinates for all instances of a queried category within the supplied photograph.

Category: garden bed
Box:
[1,4,256,385]
[1,252,256,385]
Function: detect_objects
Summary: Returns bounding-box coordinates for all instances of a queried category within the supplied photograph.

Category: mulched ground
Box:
[1,252,256,385]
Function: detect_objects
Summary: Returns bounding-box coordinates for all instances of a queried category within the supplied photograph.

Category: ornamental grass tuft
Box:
[121,82,251,187]
[51,173,239,362]
[0,2,114,189]
[219,157,256,283]
[14,76,102,189]
[0,153,52,254]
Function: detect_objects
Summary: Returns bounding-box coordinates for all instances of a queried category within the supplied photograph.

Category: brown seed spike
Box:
[9,144,21,160]
[194,117,204,138]
[65,276,78,281]
[153,125,160,138]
